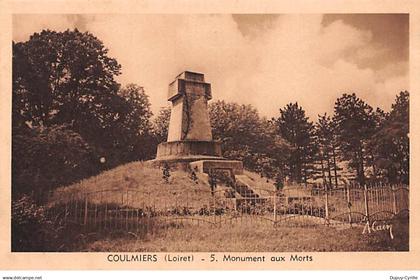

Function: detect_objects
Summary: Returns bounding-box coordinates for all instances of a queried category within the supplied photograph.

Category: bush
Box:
[12,195,84,252]
[12,195,53,251]
[12,125,98,201]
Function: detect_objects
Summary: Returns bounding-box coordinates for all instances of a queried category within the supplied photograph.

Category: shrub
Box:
[12,195,84,252]
[12,125,98,201]
[162,163,171,184]
[12,195,53,251]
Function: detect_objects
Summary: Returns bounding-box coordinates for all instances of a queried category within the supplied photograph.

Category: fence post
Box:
[84,194,88,226]
[392,185,398,214]
[126,190,129,230]
[363,184,370,225]
[346,185,352,226]
[324,184,329,225]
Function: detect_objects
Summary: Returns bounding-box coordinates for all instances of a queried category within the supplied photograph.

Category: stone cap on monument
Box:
[176,71,205,82]
[168,71,211,102]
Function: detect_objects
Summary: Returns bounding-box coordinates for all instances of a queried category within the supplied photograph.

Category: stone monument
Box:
[153,71,243,175]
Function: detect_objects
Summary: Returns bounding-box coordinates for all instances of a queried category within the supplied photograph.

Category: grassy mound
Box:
[50,162,274,207]
[51,161,279,210]
[51,161,214,210]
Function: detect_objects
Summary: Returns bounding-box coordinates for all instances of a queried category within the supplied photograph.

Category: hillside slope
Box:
[52,161,213,209]
[51,161,277,210]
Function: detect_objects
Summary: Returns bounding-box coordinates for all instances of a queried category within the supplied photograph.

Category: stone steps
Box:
[233,182,260,198]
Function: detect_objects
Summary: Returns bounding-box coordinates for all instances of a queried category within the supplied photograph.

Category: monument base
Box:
[148,140,223,170]
[150,140,243,174]
[156,140,222,159]
[147,157,244,175]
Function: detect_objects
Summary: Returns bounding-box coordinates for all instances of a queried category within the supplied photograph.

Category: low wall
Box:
[189,160,244,175]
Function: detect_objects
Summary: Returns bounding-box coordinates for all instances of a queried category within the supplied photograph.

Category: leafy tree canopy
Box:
[13,29,121,129]
[152,106,171,144]
[209,100,289,177]
[13,29,155,166]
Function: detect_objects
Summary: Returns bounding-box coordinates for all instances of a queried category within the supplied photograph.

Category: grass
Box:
[51,161,215,210]
[80,218,408,252]
[241,171,276,194]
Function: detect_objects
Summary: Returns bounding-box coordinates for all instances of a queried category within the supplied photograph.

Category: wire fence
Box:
[43,182,409,235]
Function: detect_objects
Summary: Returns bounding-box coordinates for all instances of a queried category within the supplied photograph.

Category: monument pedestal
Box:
[156,140,222,160]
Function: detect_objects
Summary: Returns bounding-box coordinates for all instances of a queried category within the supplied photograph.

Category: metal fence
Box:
[46,183,409,234]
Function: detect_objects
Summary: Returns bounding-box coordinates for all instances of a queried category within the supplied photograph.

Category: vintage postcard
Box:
[1,0,420,271]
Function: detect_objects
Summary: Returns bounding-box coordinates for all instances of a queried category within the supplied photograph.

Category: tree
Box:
[115,84,154,162]
[274,103,317,185]
[333,93,377,185]
[209,100,289,177]
[369,91,409,183]
[12,125,96,200]
[315,113,341,188]
[152,107,171,144]
[13,29,121,130]
[13,29,154,166]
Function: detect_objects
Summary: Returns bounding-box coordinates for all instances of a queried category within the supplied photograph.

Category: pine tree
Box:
[275,103,317,185]
[315,114,341,188]
[369,91,409,183]
[333,93,377,185]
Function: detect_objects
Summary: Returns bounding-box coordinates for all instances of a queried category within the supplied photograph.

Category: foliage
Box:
[12,195,48,251]
[274,102,318,184]
[209,100,290,177]
[212,169,235,187]
[13,29,154,167]
[333,93,377,184]
[208,170,218,193]
[13,29,121,129]
[114,84,155,162]
[274,172,285,190]
[12,195,84,252]
[315,113,341,188]
[369,91,409,183]
[152,106,171,144]
[12,125,97,199]
[189,167,199,184]
[12,29,157,199]
[162,163,171,184]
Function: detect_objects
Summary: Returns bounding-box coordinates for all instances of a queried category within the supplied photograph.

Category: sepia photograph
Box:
[9,13,410,255]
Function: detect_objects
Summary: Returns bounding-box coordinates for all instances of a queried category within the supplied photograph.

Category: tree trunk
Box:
[320,156,327,186]
[370,151,377,180]
[326,150,333,188]
[359,146,365,185]
[332,145,339,188]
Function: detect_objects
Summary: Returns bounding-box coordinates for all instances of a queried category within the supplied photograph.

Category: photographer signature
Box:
[362,220,394,239]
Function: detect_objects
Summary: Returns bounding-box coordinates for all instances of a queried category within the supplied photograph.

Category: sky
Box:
[13,14,409,120]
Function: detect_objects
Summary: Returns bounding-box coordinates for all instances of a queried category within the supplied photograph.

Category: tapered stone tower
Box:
[156,71,222,161]
[167,71,213,142]
[153,71,243,175]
